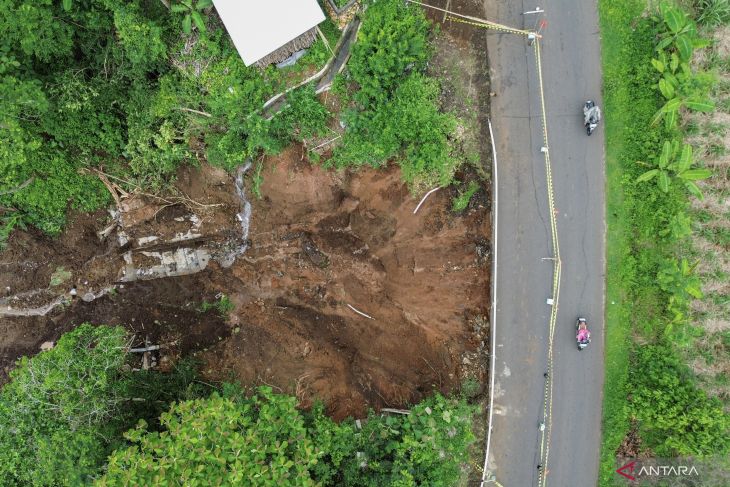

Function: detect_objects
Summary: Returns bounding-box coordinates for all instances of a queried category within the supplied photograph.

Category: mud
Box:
[198,148,490,418]
[0,148,490,418]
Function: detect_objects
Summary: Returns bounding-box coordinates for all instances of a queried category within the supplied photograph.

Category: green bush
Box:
[0,324,128,486]
[332,394,474,486]
[333,0,457,189]
[630,345,730,456]
[99,387,324,486]
[99,387,475,486]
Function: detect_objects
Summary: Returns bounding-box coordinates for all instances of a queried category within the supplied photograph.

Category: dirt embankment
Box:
[202,148,491,418]
[0,147,490,419]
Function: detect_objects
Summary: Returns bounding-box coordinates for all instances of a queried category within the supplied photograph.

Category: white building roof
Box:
[212,0,326,66]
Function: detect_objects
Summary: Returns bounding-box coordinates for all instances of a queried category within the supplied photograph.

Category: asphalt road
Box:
[482,0,606,486]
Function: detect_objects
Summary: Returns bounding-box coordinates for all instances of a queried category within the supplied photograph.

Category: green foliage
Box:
[0,324,474,486]
[333,0,457,189]
[0,0,331,235]
[452,181,480,212]
[692,0,730,26]
[99,387,322,486]
[657,257,704,322]
[651,1,715,129]
[0,0,173,232]
[0,325,216,486]
[198,293,234,316]
[0,212,24,249]
[272,85,331,143]
[99,387,475,487]
[348,0,431,110]
[0,324,127,486]
[636,139,712,197]
[330,394,475,486]
[597,0,724,481]
[171,0,213,34]
[113,3,167,71]
[630,345,730,456]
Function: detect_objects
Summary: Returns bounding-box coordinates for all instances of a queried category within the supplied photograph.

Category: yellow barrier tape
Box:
[445,15,532,36]
[441,9,561,487]
[534,37,562,487]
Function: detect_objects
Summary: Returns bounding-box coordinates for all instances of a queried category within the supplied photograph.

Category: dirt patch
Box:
[0,147,490,419]
[200,147,490,419]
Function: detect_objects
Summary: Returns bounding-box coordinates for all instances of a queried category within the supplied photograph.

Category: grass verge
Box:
[598,1,730,484]
[598,0,651,484]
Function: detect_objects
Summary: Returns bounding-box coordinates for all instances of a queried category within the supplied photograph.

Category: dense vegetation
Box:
[0,324,206,486]
[0,0,330,237]
[331,0,459,190]
[598,0,730,483]
[0,0,463,241]
[0,325,474,486]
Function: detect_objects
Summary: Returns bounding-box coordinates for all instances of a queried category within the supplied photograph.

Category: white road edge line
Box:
[481,118,499,486]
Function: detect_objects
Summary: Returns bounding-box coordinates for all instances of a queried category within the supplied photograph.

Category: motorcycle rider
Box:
[583,101,601,135]
[577,325,591,344]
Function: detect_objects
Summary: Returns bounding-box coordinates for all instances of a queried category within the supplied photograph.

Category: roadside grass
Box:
[597,0,647,483]
[599,1,730,484]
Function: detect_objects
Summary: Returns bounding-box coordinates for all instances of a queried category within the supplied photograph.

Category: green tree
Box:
[98,387,324,486]
[0,324,128,486]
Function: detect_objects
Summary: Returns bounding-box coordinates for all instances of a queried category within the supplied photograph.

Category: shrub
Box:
[630,345,730,456]
[452,181,481,212]
[99,387,475,487]
[333,0,457,190]
[0,324,128,486]
[99,387,324,486]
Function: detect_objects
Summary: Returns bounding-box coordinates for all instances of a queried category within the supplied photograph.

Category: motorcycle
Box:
[576,318,591,351]
[583,100,601,136]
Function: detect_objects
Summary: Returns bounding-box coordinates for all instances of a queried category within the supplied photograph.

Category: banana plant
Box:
[654,1,709,61]
[171,0,213,34]
[657,257,703,324]
[651,2,714,129]
[651,50,714,129]
[636,139,712,199]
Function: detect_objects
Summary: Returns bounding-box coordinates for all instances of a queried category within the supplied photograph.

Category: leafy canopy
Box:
[0,324,127,486]
[98,386,475,487]
[332,0,458,190]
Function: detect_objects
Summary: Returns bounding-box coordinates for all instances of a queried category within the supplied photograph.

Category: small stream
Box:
[216,160,252,268]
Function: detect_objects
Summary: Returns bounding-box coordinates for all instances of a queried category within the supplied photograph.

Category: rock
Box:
[40,341,54,351]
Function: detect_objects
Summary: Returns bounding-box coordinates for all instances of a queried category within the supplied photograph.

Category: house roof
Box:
[212,0,326,66]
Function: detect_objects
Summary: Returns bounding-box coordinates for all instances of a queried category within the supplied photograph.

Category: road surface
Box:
[482,0,606,486]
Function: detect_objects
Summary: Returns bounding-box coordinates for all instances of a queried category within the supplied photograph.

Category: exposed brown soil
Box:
[0,146,490,419]
[200,147,490,419]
